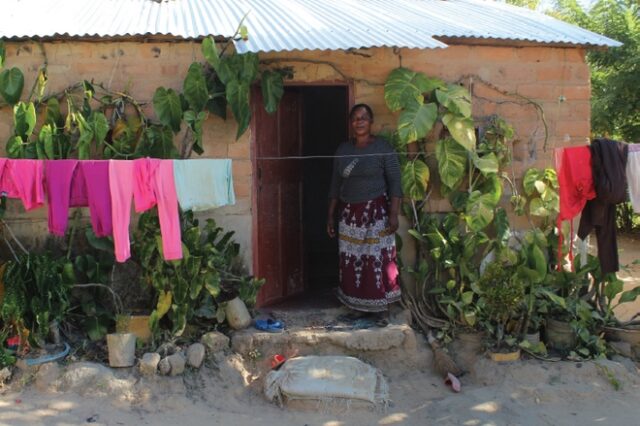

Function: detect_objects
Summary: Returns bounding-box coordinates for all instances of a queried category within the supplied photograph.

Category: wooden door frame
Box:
[251,81,354,307]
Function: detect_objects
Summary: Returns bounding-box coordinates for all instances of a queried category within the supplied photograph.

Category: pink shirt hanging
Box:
[0,159,45,211]
[133,158,182,261]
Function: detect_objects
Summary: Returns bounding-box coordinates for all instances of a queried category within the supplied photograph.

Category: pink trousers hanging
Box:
[109,160,135,262]
[133,158,182,260]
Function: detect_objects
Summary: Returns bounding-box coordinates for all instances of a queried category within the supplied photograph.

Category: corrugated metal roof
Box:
[0,0,621,52]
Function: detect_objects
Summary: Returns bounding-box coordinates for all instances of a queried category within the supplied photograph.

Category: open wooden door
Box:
[253,88,305,306]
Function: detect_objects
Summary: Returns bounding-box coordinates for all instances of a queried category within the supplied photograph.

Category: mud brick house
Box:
[0,0,619,306]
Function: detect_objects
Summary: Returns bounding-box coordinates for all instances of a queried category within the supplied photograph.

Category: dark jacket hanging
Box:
[577,138,628,274]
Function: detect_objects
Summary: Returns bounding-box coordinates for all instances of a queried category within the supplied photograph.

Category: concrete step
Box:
[230,307,431,370]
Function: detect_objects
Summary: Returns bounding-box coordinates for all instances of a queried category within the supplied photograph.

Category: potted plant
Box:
[512,229,550,353]
[106,313,136,368]
[596,264,640,358]
[478,261,525,361]
[478,260,524,361]
[540,257,607,357]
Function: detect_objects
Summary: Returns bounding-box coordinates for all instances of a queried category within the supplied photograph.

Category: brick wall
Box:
[0,41,591,268]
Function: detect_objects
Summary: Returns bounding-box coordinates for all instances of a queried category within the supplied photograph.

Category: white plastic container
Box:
[107,333,136,367]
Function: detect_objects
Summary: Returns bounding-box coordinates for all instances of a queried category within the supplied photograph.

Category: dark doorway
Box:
[253,85,348,307]
[301,87,347,295]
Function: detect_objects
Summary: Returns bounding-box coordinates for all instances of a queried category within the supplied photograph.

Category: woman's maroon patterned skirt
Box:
[336,195,401,312]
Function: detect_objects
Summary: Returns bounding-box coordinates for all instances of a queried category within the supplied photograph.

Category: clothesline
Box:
[0,158,235,264]
[256,152,435,160]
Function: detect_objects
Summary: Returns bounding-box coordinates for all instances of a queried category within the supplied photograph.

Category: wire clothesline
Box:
[255,152,435,160]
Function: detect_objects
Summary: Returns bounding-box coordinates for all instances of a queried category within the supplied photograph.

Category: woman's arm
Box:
[388,196,401,233]
[327,198,338,238]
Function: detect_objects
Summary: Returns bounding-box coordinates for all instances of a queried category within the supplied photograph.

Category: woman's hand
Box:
[327,218,336,238]
[388,214,399,234]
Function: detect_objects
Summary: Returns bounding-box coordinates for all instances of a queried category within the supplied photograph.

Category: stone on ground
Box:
[35,362,61,392]
[201,331,230,353]
[186,343,206,368]
[140,353,161,376]
[167,352,186,376]
[158,357,171,376]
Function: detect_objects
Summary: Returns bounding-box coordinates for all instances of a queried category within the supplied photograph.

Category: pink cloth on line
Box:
[79,161,113,237]
[133,158,182,260]
[109,160,135,262]
[45,160,82,236]
[3,159,45,211]
[0,158,19,198]
[45,160,113,238]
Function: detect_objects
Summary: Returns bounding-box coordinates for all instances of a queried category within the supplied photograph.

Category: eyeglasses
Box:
[351,115,371,122]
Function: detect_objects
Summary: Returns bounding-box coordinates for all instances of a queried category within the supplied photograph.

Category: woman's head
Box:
[350,104,374,138]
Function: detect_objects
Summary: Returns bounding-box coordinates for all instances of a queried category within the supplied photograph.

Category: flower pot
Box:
[225,297,251,330]
[525,331,541,346]
[489,349,521,362]
[545,318,577,351]
[127,315,151,343]
[604,325,640,358]
[107,333,136,367]
[456,331,484,354]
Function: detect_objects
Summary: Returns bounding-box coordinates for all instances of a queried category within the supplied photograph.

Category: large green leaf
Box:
[206,74,227,119]
[183,62,209,112]
[0,67,24,105]
[204,271,221,298]
[90,111,109,145]
[202,37,221,72]
[45,98,63,127]
[384,68,444,112]
[261,70,284,114]
[38,124,55,159]
[153,87,182,133]
[436,137,467,189]
[529,198,550,217]
[35,68,47,101]
[236,52,259,84]
[604,278,624,302]
[442,113,476,151]
[541,289,566,309]
[473,152,499,175]
[138,125,178,159]
[465,191,495,231]
[435,84,472,117]
[619,286,640,304]
[479,174,502,206]
[529,245,547,282]
[0,41,5,69]
[13,101,36,138]
[397,102,437,144]
[6,135,22,158]
[523,168,541,195]
[226,80,251,140]
[184,110,207,155]
[401,159,430,200]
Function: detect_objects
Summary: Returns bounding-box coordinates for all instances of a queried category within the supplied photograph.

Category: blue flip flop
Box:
[254,319,285,333]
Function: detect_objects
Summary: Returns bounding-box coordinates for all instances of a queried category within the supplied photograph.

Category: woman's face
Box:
[351,107,373,138]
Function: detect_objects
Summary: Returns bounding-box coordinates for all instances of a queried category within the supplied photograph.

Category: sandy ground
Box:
[0,235,638,426]
[0,353,639,426]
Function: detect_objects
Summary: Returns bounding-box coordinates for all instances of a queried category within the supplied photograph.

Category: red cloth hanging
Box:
[556,146,596,270]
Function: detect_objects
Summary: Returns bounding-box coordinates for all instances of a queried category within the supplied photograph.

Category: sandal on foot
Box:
[254,319,285,333]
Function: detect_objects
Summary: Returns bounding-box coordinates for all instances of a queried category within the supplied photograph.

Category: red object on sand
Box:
[271,354,286,370]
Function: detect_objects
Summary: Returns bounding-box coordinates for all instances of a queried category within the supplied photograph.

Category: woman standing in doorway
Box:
[327,104,402,315]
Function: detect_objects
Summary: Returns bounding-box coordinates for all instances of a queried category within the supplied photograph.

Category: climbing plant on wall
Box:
[0,33,288,161]
[0,29,284,341]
